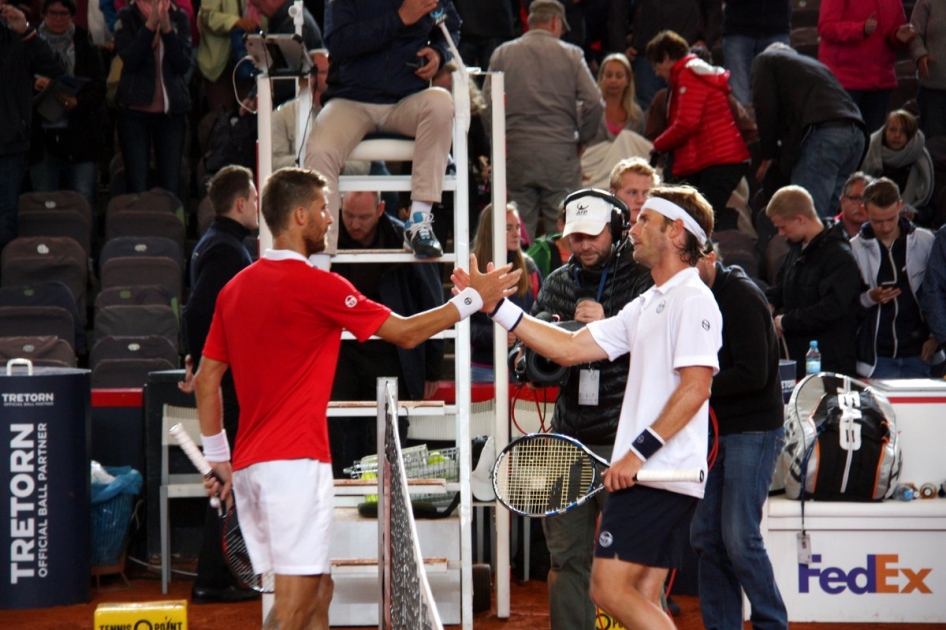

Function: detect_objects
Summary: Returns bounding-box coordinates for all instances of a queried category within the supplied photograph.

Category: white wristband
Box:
[201,430,231,463]
[490,298,524,332]
[449,287,483,320]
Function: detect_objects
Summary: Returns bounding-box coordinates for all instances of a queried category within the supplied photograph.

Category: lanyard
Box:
[574,266,609,303]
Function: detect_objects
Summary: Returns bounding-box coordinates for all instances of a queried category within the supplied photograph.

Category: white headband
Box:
[641,197,708,246]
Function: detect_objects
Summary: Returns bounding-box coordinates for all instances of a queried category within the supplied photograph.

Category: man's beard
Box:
[305,233,326,257]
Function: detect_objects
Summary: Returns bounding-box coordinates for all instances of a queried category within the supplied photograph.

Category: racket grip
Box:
[635,469,705,483]
[169,423,213,476]
[168,423,222,511]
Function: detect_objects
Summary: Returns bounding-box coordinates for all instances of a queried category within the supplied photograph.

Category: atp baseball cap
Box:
[562,190,613,238]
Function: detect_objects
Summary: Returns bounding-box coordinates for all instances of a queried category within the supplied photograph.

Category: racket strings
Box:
[222,508,276,592]
[222,509,256,585]
[498,438,595,514]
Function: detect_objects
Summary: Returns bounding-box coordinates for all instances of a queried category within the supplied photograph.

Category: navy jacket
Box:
[30,26,107,164]
[322,0,461,105]
[1,25,64,155]
[182,216,253,365]
[751,48,865,176]
[766,226,862,380]
[114,4,192,114]
[709,263,784,435]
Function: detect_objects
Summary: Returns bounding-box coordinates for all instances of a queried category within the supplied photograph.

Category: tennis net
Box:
[379,379,444,630]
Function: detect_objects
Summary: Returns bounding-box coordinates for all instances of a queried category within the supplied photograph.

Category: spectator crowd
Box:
[3,0,946,624]
[3,0,945,428]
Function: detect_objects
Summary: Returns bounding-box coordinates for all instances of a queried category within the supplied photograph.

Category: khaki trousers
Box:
[303,87,454,253]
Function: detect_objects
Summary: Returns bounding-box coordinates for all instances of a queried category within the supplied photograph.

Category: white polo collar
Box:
[262,249,312,265]
[640,267,700,308]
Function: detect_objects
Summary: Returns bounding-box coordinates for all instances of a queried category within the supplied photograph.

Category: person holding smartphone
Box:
[1,3,64,254]
[850,177,940,378]
[304,0,461,261]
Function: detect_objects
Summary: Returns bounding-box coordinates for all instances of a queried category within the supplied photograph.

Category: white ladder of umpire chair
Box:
[255,73,482,630]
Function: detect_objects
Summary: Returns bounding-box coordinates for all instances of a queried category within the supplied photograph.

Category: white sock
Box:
[308,253,331,271]
[411,201,433,218]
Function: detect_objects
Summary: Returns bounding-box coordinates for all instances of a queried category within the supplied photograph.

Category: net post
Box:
[488,70,511,619]
[377,377,394,630]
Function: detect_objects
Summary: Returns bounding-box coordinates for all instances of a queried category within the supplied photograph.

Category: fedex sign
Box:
[800,554,932,595]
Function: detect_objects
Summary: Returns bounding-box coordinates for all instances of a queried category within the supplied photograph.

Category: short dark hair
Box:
[647,184,714,266]
[261,168,327,236]
[645,30,690,65]
[207,165,254,218]
[43,0,76,15]
[863,177,901,210]
[842,171,873,196]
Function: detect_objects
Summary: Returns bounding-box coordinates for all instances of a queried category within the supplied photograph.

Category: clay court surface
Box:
[4,570,941,629]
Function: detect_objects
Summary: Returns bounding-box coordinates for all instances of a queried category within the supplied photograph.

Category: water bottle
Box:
[805,341,821,375]
[892,484,916,501]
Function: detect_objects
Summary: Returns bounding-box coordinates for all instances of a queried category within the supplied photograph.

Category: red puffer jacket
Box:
[817,0,906,92]
[653,55,750,178]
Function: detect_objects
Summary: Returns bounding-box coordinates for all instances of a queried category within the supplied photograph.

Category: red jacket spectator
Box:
[818,0,907,91]
[653,54,749,178]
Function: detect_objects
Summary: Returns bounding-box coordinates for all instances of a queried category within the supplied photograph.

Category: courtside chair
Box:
[160,404,209,594]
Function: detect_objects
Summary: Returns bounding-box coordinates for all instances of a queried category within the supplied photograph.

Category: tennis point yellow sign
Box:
[596,609,626,629]
[94,600,188,630]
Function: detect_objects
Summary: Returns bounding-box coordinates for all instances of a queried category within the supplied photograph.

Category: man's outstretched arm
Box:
[377,255,521,349]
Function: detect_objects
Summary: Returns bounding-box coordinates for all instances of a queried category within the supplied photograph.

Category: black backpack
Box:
[780,373,901,502]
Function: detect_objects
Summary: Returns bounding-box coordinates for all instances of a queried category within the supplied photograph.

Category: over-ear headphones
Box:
[563,188,630,244]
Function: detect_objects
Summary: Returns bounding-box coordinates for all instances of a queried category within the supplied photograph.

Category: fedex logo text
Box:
[799,554,932,595]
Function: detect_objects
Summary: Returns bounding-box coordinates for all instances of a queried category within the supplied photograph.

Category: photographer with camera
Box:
[522,187,653,630]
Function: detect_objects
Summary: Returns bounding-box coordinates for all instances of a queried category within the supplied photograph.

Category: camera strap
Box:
[573,266,610,304]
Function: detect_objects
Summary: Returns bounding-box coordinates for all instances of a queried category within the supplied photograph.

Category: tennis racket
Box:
[491,433,705,517]
[168,423,275,593]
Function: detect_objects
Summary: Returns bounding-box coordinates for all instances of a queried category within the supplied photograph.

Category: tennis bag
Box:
[780,373,901,502]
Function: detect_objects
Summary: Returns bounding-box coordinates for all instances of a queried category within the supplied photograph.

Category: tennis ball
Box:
[362,471,378,502]
[427,451,446,465]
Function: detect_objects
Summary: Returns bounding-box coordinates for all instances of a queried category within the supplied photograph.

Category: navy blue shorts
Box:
[594,484,698,569]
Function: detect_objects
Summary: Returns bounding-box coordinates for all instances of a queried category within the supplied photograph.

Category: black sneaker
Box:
[191,584,261,604]
[403,211,443,259]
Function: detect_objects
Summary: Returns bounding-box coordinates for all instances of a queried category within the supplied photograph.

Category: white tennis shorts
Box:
[231,459,335,575]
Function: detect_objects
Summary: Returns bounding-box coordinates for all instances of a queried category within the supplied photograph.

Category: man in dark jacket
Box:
[751,43,867,218]
[113,0,191,195]
[180,165,259,604]
[850,177,939,378]
[692,247,788,630]
[304,0,460,261]
[531,188,653,630]
[29,0,107,206]
[765,185,862,379]
[0,3,64,252]
[329,190,445,477]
